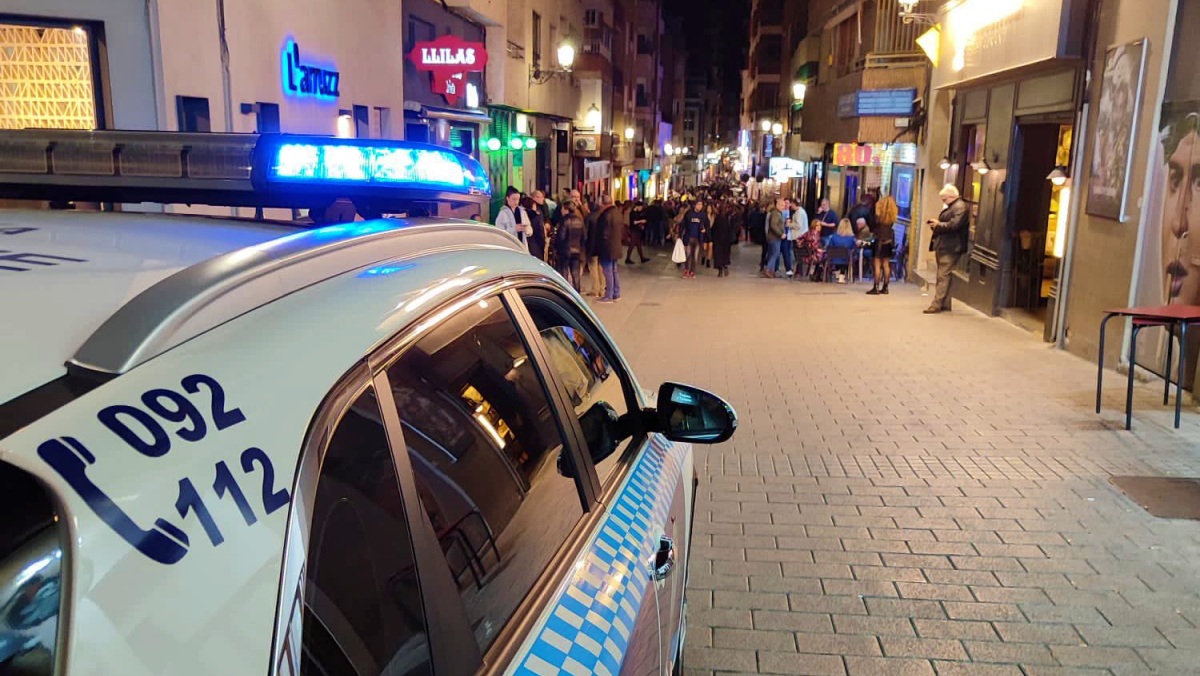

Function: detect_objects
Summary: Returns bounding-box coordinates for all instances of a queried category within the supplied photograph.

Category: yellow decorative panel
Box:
[0,25,97,130]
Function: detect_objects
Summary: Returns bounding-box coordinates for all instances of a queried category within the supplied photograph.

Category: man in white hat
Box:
[925,184,970,314]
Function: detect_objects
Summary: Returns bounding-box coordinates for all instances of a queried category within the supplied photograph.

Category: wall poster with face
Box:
[1087,39,1147,222]
[1133,0,1200,386]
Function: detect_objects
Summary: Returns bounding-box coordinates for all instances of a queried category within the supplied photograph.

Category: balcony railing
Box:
[874,0,926,55]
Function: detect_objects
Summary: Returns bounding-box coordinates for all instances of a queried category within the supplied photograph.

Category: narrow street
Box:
[598,244,1200,676]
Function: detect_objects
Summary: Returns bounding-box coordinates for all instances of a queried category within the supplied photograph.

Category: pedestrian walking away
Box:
[868,193,899,295]
[597,194,625,302]
[925,184,970,314]
[585,197,607,297]
[711,202,735,277]
[555,199,588,292]
[626,200,650,264]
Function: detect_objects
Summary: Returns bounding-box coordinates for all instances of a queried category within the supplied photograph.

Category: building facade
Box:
[2,0,406,139]
[799,0,927,240]
[914,0,1089,340]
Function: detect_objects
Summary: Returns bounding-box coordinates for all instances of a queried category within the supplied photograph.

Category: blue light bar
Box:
[259,136,491,197]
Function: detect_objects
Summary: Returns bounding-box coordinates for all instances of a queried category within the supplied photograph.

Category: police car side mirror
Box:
[648,382,738,444]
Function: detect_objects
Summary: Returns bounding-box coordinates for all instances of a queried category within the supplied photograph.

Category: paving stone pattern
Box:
[593,245,1200,676]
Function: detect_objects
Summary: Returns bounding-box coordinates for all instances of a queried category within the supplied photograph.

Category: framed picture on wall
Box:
[1086,39,1148,222]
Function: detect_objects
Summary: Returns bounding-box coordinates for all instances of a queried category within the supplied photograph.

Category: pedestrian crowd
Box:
[489,181,971,315]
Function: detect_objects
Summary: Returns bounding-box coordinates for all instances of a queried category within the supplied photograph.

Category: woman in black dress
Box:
[711,202,735,277]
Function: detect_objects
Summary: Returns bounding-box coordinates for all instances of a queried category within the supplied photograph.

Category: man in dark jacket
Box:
[762,197,787,278]
[681,199,710,278]
[585,198,607,298]
[925,185,971,314]
[597,194,624,303]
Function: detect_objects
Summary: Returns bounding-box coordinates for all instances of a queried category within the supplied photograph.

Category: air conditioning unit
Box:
[574,134,600,157]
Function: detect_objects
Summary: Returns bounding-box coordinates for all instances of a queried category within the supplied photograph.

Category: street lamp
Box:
[792,82,806,102]
[897,0,937,25]
[771,122,784,135]
[664,142,674,156]
[584,103,601,131]
[760,119,772,132]
[557,42,576,70]
[624,126,635,141]
[530,40,576,84]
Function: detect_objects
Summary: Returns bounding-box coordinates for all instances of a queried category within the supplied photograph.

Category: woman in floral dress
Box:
[796,220,825,281]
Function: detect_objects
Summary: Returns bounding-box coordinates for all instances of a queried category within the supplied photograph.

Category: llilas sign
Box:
[407,34,488,107]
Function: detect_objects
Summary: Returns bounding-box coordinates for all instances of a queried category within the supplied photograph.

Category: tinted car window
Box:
[522,293,636,484]
[301,388,431,676]
[383,295,584,653]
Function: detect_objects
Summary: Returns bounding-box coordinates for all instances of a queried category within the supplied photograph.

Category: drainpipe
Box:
[1054,103,1088,350]
[1054,0,1104,351]
[144,0,168,131]
[215,0,236,215]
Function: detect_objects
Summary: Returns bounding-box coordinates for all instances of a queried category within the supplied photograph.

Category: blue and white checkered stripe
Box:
[509,435,686,676]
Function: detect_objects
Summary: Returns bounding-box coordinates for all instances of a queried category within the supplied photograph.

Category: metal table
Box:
[1097,305,1200,429]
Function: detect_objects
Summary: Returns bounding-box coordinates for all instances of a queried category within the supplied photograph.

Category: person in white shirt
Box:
[783,197,809,277]
[494,186,534,243]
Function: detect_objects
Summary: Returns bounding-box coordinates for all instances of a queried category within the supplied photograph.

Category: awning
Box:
[485,102,572,123]
[404,101,491,124]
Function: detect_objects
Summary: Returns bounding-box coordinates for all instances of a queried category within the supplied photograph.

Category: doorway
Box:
[1004,122,1073,332]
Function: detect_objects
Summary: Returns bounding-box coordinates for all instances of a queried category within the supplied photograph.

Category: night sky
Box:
[664,0,749,105]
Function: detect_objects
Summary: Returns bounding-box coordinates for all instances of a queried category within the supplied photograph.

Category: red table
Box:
[1097,305,1200,429]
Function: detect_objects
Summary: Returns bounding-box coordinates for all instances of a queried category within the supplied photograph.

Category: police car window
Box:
[301,388,432,676]
[383,296,583,653]
[520,293,637,485]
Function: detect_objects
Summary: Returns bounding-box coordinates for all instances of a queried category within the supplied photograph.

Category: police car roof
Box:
[0,209,522,406]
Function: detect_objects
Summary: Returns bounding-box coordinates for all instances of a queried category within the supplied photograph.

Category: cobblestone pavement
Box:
[592,244,1200,676]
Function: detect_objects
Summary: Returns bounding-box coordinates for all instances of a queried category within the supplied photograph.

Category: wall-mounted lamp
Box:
[760,119,772,132]
[771,122,784,135]
[531,40,576,84]
[624,126,635,141]
[939,156,951,170]
[974,158,992,175]
[1047,166,1069,186]
[584,103,601,131]
[664,142,674,156]
[792,82,807,102]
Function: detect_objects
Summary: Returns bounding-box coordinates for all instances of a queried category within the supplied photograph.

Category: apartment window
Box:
[406,16,435,52]
[176,96,211,132]
[636,34,653,55]
[532,12,542,67]
[635,82,648,108]
[833,14,860,74]
[584,9,602,26]
[353,105,369,138]
[373,107,392,138]
[253,102,280,133]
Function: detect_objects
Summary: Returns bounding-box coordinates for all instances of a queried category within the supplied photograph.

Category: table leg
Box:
[1177,322,1189,429]
[1097,313,1117,414]
[1128,323,1145,431]
[1165,322,1176,406]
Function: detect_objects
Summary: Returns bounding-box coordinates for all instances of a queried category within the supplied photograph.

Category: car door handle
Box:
[651,535,675,581]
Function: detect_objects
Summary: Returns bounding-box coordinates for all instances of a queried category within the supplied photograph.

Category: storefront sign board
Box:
[282,40,340,100]
[407,34,488,106]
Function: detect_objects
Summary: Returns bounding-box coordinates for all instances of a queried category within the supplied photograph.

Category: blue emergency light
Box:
[258,135,491,196]
[0,129,492,213]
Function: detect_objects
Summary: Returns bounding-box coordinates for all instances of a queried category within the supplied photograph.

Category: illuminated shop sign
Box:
[856,89,916,117]
[282,40,340,100]
[407,34,488,107]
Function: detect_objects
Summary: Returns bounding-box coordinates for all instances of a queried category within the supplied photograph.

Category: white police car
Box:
[0,130,736,676]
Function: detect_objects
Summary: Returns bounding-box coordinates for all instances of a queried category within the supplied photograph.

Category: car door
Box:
[368,289,602,673]
[512,286,693,675]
